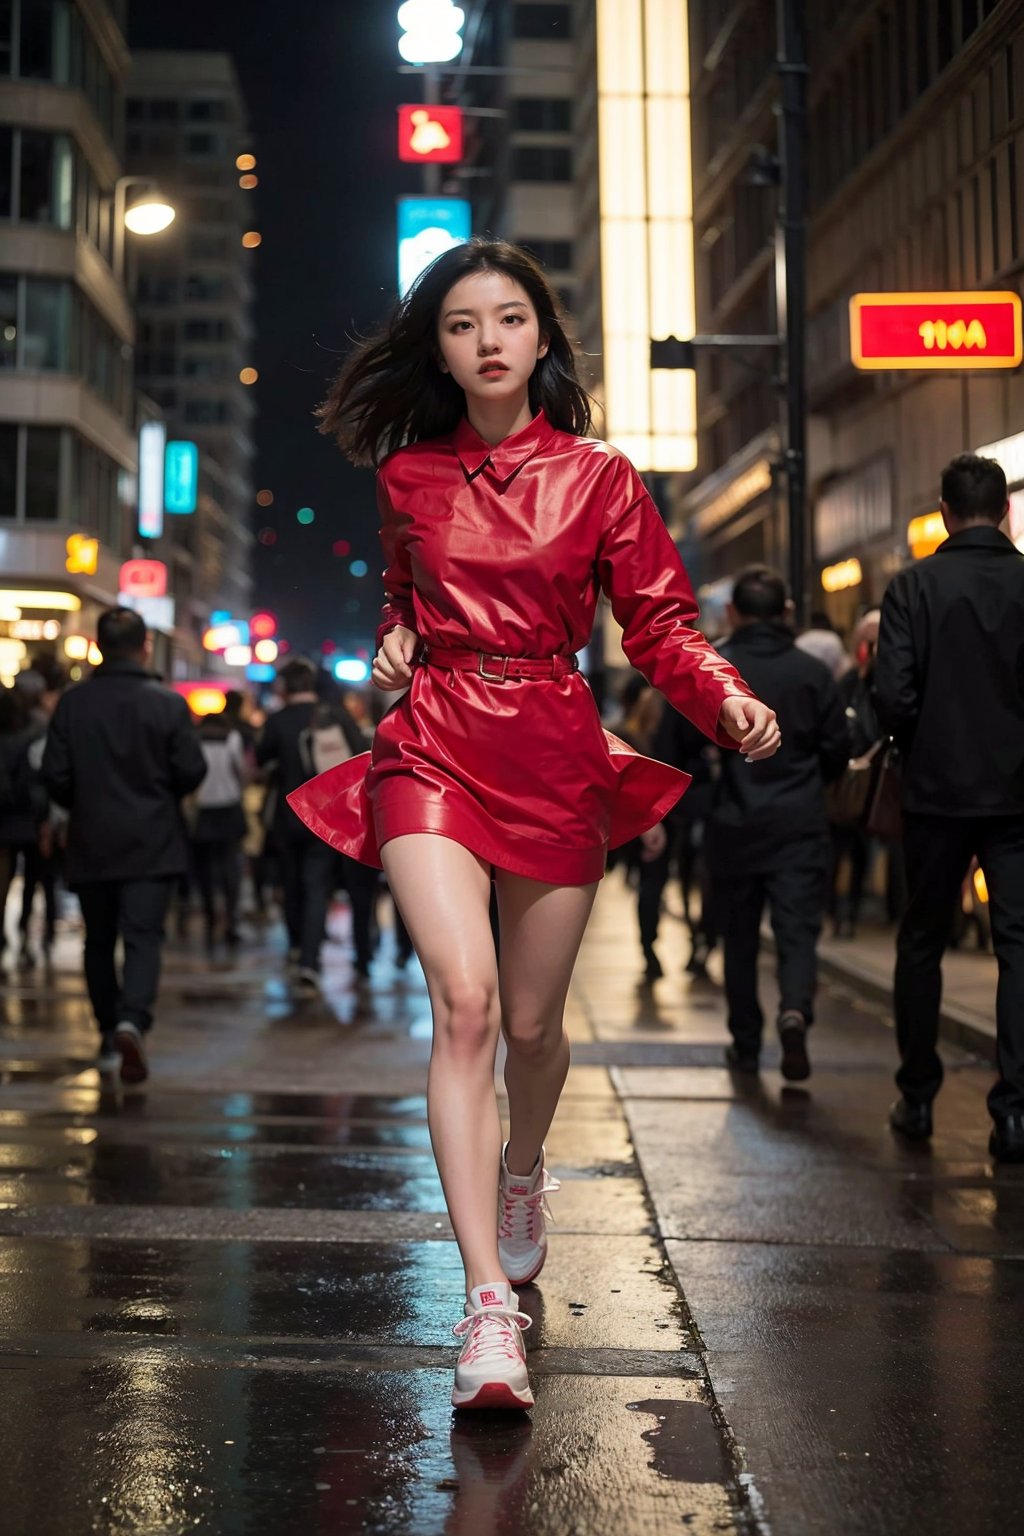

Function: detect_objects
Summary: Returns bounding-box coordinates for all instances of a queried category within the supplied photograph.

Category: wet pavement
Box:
[1,878,1022,1535]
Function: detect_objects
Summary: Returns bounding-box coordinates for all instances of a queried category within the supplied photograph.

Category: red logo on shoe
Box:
[509,1184,528,1194]
[478,1290,500,1306]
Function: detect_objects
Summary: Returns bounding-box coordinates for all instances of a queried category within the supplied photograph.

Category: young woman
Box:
[290,240,779,1411]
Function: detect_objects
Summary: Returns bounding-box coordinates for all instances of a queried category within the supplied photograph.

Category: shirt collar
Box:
[452,410,556,484]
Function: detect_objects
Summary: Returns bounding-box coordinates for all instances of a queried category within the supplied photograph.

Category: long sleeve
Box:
[875,574,919,747]
[375,469,418,652]
[818,676,853,784]
[595,458,753,746]
[168,701,208,798]
[41,696,73,808]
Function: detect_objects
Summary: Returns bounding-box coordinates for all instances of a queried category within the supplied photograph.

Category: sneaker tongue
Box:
[469,1283,513,1312]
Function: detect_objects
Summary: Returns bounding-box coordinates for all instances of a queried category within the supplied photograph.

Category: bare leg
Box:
[494,871,598,1176]
[381,835,504,1295]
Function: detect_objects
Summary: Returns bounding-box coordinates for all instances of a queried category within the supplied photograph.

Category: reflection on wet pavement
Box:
[0,900,754,1536]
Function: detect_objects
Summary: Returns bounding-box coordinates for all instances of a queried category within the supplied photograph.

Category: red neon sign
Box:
[850,291,1023,370]
[398,105,463,164]
[119,559,168,598]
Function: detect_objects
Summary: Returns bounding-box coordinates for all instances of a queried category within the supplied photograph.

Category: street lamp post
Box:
[775,0,809,628]
[112,175,176,285]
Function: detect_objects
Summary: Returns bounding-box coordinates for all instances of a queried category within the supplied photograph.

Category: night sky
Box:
[129,0,418,657]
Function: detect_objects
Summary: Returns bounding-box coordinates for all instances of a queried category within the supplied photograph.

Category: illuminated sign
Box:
[908,512,947,559]
[4,619,61,641]
[397,0,465,64]
[65,533,99,576]
[850,292,1023,370]
[121,594,175,632]
[398,104,463,163]
[165,440,199,514]
[821,558,863,593]
[397,195,471,297]
[203,622,244,652]
[138,421,167,539]
[120,559,168,599]
[172,683,228,717]
[250,611,277,640]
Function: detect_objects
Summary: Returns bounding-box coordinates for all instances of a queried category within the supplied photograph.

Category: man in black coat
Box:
[43,607,206,1084]
[708,567,849,1081]
[877,453,1024,1162]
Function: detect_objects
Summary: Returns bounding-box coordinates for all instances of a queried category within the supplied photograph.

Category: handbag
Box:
[826,738,885,827]
[865,742,904,842]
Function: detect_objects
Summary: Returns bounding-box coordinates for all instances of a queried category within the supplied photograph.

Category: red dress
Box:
[288,411,752,885]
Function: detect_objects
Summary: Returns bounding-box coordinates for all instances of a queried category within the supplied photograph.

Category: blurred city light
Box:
[239,174,258,189]
[334,658,371,684]
[236,153,257,171]
[253,639,279,663]
[332,539,351,557]
[242,230,262,248]
[240,367,259,384]
[246,663,276,683]
[0,590,80,612]
[223,644,253,667]
[257,528,277,545]
[296,507,315,525]
[256,489,274,506]
[250,611,278,640]
[350,559,368,577]
[397,0,465,64]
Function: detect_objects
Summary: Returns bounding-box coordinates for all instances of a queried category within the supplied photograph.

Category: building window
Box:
[147,99,180,122]
[183,319,229,342]
[512,98,572,132]
[521,238,572,270]
[185,132,223,156]
[0,424,16,517]
[513,3,572,40]
[185,399,229,424]
[1,2,116,141]
[512,144,572,181]
[18,129,74,227]
[24,425,60,520]
[0,124,11,217]
[23,277,69,369]
[0,274,16,368]
[186,99,226,121]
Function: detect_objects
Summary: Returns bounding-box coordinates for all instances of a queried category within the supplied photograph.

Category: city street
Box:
[1,876,1021,1536]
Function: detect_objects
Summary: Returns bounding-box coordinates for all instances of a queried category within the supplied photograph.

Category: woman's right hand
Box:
[371,624,419,691]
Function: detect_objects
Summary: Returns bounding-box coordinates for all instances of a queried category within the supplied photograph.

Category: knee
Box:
[503,1006,563,1061]
[434,979,497,1059]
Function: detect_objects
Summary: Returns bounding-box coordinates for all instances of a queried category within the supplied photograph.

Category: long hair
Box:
[317,239,593,467]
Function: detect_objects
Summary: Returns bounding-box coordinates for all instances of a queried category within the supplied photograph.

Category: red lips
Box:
[478,361,508,374]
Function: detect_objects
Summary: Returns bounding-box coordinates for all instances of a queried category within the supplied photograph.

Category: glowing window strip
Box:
[596,0,696,472]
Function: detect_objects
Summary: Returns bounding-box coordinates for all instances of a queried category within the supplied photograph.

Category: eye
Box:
[450,320,472,333]
[502,313,525,325]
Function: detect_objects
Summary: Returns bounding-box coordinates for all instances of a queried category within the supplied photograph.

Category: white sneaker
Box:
[113,1022,148,1085]
[451,1283,533,1411]
[498,1144,559,1286]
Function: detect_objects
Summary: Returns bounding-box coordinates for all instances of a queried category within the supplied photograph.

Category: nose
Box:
[477,333,501,355]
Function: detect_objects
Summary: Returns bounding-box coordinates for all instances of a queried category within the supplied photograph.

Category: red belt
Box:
[423,647,580,682]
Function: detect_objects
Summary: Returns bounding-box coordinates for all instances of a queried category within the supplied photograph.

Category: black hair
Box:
[941,453,1008,523]
[223,689,244,716]
[317,237,592,466]
[732,565,789,621]
[97,606,147,662]
[278,657,318,696]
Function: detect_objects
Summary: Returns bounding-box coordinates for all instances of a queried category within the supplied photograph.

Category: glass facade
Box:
[0,422,125,546]
[0,0,118,142]
[0,274,130,412]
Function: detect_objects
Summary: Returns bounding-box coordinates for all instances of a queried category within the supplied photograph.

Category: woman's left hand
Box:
[719,697,781,762]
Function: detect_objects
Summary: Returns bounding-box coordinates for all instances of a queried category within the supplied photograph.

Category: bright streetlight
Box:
[113,175,176,281]
[397,0,465,64]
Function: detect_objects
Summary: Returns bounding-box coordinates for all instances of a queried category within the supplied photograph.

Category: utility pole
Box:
[776,0,809,627]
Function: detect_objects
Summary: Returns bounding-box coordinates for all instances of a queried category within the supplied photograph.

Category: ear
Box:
[537,331,550,360]
[939,498,955,533]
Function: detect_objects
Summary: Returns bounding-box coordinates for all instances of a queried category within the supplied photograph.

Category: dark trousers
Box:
[337,854,379,971]
[77,878,174,1036]
[20,843,58,946]
[895,813,1024,1118]
[714,850,827,1053]
[193,838,242,936]
[277,832,335,971]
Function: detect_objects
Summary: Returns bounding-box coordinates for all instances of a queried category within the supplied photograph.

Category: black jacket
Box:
[709,623,849,869]
[256,697,368,841]
[876,526,1024,817]
[42,661,207,885]
[0,723,43,846]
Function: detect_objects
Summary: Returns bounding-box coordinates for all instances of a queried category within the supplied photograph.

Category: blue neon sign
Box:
[165,440,199,514]
[397,196,471,297]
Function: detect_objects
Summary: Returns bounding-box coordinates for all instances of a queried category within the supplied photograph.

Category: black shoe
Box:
[686,936,711,976]
[889,1097,933,1140]
[642,947,663,983]
[989,1113,1024,1164]
[725,1043,760,1075]
[778,1011,811,1082]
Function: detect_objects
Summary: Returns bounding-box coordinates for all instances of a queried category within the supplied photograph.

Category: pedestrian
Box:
[795,610,850,679]
[876,453,1024,1162]
[192,708,249,952]
[288,239,779,1410]
[0,684,43,973]
[42,608,207,1084]
[255,659,367,993]
[827,609,882,938]
[19,657,68,967]
[707,566,849,1081]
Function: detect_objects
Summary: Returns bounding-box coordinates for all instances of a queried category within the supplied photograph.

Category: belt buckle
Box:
[478,653,509,682]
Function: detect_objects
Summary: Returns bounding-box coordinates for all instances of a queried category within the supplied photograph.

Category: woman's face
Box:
[436,269,548,405]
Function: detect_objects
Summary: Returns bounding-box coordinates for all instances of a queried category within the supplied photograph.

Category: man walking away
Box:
[256,659,366,994]
[708,567,849,1081]
[877,453,1024,1162]
[43,608,206,1083]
